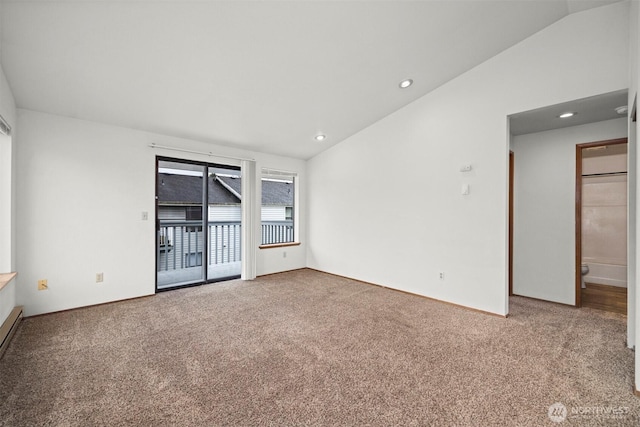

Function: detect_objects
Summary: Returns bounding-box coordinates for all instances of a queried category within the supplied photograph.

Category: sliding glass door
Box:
[206,164,242,282]
[156,158,241,291]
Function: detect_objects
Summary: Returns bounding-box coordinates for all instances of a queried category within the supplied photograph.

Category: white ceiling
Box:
[0,0,622,159]
[509,89,629,136]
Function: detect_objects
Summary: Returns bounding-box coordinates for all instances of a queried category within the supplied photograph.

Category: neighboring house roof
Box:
[216,175,293,206]
[215,175,242,200]
[261,179,294,206]
[157,173,293,206]
[158,173,239,205]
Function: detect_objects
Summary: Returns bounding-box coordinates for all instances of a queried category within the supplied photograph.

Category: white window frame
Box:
[259,168,299,248]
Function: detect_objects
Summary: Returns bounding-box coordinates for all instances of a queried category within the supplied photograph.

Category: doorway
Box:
[509,150,514,297]
[576,138,628,313]
[156,157,242,291]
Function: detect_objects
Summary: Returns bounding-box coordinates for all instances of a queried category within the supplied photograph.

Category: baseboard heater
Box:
[0,306,23,359]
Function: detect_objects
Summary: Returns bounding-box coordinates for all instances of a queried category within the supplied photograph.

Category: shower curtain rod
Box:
[582,171,627,177]
[148,143,255,162]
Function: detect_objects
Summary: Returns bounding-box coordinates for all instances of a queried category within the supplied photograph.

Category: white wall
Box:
[0,60,17,325]
[511,119,627,304]
[582,163,627,288]
[583,148,627,175]
[0,68,15,273]
[0,0,18,325]
[307,3,629,316]
[629,0,640,396]
[15,110,306,316]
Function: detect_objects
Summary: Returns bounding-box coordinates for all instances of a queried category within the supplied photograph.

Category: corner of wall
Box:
[0,58,17,327]
[629,0,640,397]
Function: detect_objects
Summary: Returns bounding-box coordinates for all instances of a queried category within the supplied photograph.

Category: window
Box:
[185,206,203,232]
[185,252,203,267]
[185,206,202,221]
[261,169,297,246]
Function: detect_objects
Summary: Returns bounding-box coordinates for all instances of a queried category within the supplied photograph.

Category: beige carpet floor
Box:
[0,268,639,426]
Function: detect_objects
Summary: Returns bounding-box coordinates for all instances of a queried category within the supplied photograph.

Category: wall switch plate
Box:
[141,211,148,220]
[283,251,287,258]
[96,273,104,283]
[462,184,470,195]
[38,279,48,290]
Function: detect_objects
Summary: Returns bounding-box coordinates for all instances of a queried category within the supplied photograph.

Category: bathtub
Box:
[583,261,627,288]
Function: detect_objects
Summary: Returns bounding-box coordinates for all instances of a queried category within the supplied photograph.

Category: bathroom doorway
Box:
[576,138,628,314]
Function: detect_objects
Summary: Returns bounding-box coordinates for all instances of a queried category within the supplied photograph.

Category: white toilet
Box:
[581,263,589,289]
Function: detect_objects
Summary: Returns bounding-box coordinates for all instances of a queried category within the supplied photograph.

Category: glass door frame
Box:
[155,156,242,292]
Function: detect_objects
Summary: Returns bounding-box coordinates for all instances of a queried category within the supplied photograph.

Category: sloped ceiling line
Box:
[0,0,621,159]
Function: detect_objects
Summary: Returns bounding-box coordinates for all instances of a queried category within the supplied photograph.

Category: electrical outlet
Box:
[38,279,48,291]
[96,273,104,283]
[439,272,445,280]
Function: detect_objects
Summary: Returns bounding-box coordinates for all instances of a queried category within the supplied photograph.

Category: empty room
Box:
[1,0,640,425]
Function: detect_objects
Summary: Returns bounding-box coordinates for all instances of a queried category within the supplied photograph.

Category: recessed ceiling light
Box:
[615,105,628,115]
[399,79,413,89]
[558,112,576,118]
[314,134,326,142]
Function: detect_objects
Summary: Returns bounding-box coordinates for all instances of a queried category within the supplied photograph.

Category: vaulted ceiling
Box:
[0,0,622,159]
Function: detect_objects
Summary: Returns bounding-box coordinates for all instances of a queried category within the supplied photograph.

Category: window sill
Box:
[259,242,301,249]
[0,272,17,292]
